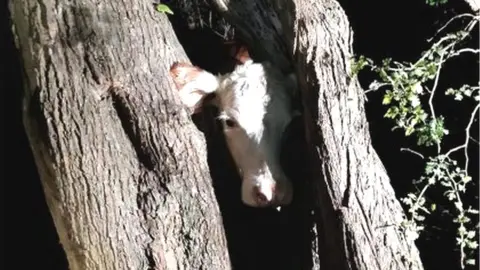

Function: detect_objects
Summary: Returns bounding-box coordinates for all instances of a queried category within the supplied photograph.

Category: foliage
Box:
[351,13,479,269]
[155,3,174,15]
[426,0,448,6]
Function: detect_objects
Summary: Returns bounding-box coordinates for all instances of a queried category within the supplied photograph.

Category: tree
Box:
[9,1,230,269]
[271,1,425,269]
[17,0,480,269]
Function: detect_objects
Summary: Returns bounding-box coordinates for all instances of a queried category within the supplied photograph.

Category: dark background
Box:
[2,0,478,269]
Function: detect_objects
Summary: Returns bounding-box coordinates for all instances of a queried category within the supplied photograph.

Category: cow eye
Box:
[223,118,238,128]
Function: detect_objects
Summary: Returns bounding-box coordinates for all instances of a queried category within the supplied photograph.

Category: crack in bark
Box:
[28,87,52,153]
[144,246,157,270]
[38,1,49,30]
[83,53,101,85]
[136,170,168,270]
[342,147,353,207]
[109,89,156,170]
[343,223,357,270]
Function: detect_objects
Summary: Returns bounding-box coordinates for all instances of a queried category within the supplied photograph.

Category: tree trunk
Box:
[204,0,425,269]
[282,1,424,269]
[9,1,231,269]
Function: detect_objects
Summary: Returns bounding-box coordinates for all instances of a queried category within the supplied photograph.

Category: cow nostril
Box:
[253,186,274,206]
[255,191,268,205]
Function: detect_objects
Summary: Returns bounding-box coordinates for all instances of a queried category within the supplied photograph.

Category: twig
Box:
[429,52,445,154]
[445,169,467,269]
[414,35,456,68]
[364,82,390,94]
[463,103,479,173]
[400,148,425,159]
[445,144,465,157]
[428,13,479,43]
[413,183,431,214]
[445,48,480,60]
[445,103,480,171]
[469,136,480,145]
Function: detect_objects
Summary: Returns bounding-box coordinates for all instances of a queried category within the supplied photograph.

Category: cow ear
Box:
[230,44,251,64]
[170,62,219,112]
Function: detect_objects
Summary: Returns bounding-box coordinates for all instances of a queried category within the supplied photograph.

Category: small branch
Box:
[413,183,431,214]
[445,104,480,171]
[416,15,478,70]
[444,169,467,269]
[463,103,479,173]
[444,48,480,61]
[445,144,465,156]
[364,82,390,94]
[469,136,480,145]
[465,15,480,33]
[400,148,425,159]
[429,13,479,42]
[429,53,445,154]
[414,35,456,67]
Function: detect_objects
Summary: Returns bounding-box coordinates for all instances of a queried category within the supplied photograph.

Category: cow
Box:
[169,45,298,208]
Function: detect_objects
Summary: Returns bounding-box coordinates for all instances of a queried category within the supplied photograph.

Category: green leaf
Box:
[445,88,456,95]
[466,259,476,265]
[412,82,424,94]
[156,4,174,15]
[467,241,479,249]
[385,106,399,119]
[467,208,479,214]
[467,230,476,239]
[409,95,421,107]
[405,125,415,136]
[382,92,393,105]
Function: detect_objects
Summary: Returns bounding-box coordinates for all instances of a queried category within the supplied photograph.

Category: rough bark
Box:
[204,0,425,269]
[9,1,231,269]
[281,1,424,269]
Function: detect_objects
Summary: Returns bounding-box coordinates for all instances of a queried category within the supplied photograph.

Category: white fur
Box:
[174,60,297,207]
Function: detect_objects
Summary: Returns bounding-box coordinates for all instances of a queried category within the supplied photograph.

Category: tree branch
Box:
[445,103,480,174]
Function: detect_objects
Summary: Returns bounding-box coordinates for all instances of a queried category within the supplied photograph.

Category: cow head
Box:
[170,46,298,208]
